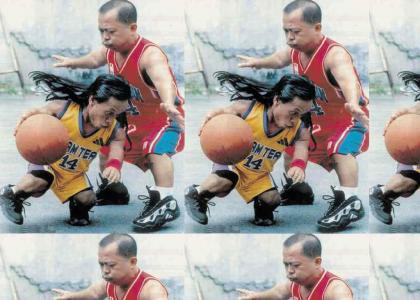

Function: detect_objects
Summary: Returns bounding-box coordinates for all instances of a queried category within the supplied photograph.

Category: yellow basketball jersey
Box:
[50,101,118,175]
[235,101,302,174]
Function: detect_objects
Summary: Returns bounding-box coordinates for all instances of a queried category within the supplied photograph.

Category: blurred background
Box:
[370,234,420,299]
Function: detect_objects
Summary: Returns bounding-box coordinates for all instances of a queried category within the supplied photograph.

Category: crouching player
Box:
[0,72,131,226]
[185,72,316,226]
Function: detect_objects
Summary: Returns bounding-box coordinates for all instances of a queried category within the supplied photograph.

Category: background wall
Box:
[185,234,369,300]
[185,0,368,92]
[0,234,185,299]
[0,0,184,89]
[370,0,420,91]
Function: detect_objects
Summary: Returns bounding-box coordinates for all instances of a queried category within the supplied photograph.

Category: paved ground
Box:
[368,93,420,233]
[184,95,369,233]
[0,94,184,233]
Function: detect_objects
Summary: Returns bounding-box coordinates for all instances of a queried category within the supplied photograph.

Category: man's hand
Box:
[52,289,73,300]
[160,103,185,130]
[236,288,258,300]
[383,106,414,135]
[52,55,75,68]
[286,166,305,183]
[101,167,121,183]
[237,55,258,69]
[344,103,369,129]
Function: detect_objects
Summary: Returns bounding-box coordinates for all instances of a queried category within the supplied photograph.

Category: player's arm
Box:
[236,282,291,300]
[324,280,354,300]
[14,100,67,135]
[139,280,169,300]
[52,281,107,300]
[52,47,107,69]
[102,127,125,183]
[237,48,292,69]
[287,125,310,183]
[141,46,184,129]
[325,47,369,128]
[199,100,251,134]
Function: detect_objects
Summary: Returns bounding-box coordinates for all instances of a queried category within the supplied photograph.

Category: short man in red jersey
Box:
[52,233,168,300]
[53,0,184,230]
[236,233,353,300]
[237,0,368,230]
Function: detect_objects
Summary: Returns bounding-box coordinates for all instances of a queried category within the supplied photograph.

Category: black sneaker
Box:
[369,185,399,225]
[317,187,365,230]
[184,185,216,225]
[0,185,29,225]
[132,187,180,229]
[252,198,276,226]
[280,174,314,205]
[95,174,130,206]
[68,198,91,226]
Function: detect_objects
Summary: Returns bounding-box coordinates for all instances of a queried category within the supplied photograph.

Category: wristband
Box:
[290,159,306,170]
[106,159,122,171]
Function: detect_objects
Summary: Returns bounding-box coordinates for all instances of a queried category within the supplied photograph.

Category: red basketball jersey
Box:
[106,36,184,123]
[106,270,167,300]
[290,270,352,300]
[290,36,368,124]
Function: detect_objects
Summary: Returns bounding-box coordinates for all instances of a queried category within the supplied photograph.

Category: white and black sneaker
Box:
[317,187,364,230]
[132,187,180,230]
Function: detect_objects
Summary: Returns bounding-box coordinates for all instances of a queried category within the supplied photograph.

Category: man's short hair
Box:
[99,233,137,258]
[283,233,322,258]
[99,0,137,24]
[283,0,322,24]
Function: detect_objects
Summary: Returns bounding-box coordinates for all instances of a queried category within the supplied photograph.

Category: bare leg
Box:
[332,153,358,187]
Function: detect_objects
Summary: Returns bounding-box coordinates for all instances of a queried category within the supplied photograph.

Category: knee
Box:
[74,191,96,207]
[27,171,53,193]
[258,190,282,206]
[393,172,419,196]
[212,170,238,194]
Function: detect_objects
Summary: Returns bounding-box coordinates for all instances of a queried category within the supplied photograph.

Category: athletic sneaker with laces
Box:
[132,187,180,229]
[0,185,29,225]
[252,198,276,226]
[369,184,399,225]
[317,187,364,230]
[184,185,215,225]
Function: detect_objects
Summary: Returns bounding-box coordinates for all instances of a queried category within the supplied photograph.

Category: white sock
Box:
[150,186,173,199]
[337,186,357,198]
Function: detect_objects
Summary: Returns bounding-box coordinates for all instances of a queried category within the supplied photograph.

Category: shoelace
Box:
[137,194,155,215]
[371,185,400,217]
[196,197,215,217]
[321,194,338,216]
[12,199,31,217]
[382,199,400,217]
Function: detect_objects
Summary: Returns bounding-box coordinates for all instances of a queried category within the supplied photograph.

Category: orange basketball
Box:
[200,114,254,165]
[384,113,420,165]
[15,114,70,165]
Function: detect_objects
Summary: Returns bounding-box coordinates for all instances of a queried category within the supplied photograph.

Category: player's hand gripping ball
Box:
[384,113,420,165]
[200,114,254,165]
[15,114,70,165]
